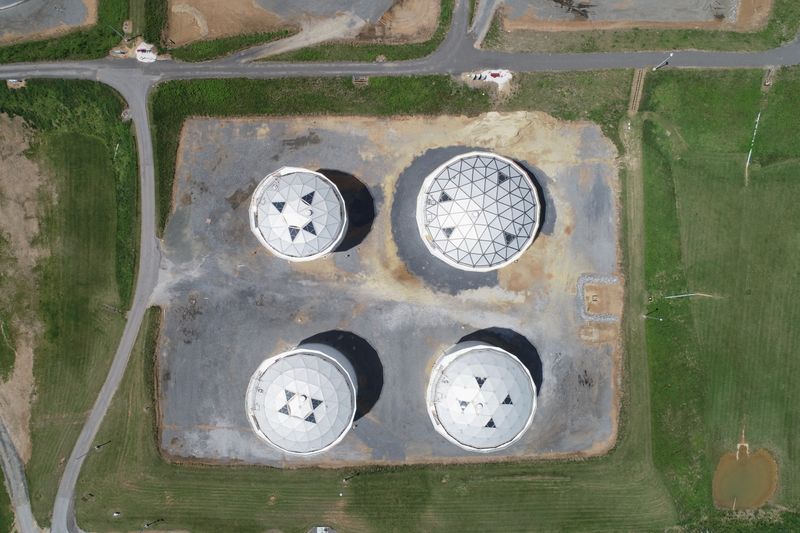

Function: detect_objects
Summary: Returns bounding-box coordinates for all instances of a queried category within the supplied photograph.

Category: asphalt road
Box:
[0,0,798,531]
[0,420,36,533]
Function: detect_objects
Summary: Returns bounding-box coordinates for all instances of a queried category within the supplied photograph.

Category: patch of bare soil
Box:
[0,0,97,44]
[357,0,440,43]
[0,114,48,463]
[713,444,778,510]
[584,283,624,316]
[503,0,772,32]
[166,0,286,46]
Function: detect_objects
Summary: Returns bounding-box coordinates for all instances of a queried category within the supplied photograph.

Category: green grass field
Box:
[142,0,167,45]
[0,80,138,526]
[640,68,800,528]
[487,0,800,53]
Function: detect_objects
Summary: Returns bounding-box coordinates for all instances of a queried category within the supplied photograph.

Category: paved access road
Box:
[0,420,36,533]
[0,0,799,531]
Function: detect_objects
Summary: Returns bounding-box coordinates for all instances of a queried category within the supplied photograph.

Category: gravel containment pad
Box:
[154,112,623,467]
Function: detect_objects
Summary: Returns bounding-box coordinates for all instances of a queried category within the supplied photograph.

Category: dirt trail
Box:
[0,114,47,463]
[503,0,772,33]
[628,68,646,116]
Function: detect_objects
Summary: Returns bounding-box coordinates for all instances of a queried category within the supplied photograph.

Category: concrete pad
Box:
[154,112,623,467]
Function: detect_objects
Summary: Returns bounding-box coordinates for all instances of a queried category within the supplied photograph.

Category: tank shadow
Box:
[458,327,543,396]
[513,158,554,238]
[317,169,375,252]
[300,330,383,420]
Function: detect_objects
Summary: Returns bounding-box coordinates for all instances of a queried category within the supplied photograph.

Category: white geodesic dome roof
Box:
[426,343,536,452]
[245,348,356,455]
[249,167,347,261]
[416,152,541,271]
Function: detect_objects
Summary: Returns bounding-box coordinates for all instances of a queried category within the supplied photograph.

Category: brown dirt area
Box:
[357,0,440,43]
[502,0,772,33]
[0,114,48,463]
[0,0,97,44]
[166,0,439,47]
[166,0,286,46]
[584,282,624,316]
[713,446,778,509]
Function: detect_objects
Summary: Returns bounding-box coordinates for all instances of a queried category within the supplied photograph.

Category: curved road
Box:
[0,0,798,531]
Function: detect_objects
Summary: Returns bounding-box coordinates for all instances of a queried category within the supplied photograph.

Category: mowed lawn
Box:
[641,69,800,527]
[0,81,138,526]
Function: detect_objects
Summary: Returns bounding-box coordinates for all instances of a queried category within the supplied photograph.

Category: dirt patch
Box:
[0,0,97,44]
[584,282,623,317]
[713,446,778,509]
[0,114,48,463]
[166,0,439,47]
[167,0,285,46]
[502,0,772,32]
[357,0,440,43]
[578,322,618,344]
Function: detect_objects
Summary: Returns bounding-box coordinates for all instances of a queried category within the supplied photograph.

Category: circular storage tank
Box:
[249,167,348,261]
[416,152,541,272]
[245,346,357,455]
[426,341,536,452]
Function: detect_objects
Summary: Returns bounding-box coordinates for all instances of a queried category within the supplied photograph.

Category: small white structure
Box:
[245,346,357,455]
[426,341,536,452]
[416,152,541,271]
[249,167,348,261]
[469,69,513,89]
[135,42,157,63]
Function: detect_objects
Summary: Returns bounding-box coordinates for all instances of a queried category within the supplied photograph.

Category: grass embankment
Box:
[0,0,128,63]
[487,0,800,53]
[266,0,453,62]
[77,71,679,532]
[142,0,168,45]
[150,71,629,235]
[0,473,11,532]
[0,80,138,525]
[169,29,296,62]
[640,68,800,529]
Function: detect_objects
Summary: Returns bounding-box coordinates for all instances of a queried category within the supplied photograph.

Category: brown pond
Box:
[713,446,778,510]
